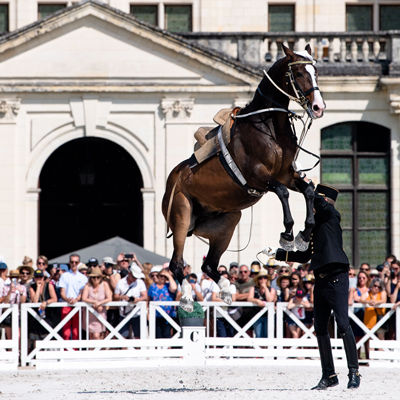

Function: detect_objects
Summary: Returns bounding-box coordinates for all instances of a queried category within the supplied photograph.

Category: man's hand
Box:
[262,247,278,258]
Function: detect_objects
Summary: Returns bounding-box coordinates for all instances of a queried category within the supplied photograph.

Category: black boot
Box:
[311,335,339,390]
[342,326,361,389]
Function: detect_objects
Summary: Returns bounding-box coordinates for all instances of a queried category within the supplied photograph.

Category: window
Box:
[165,5,192,32]
[346,5,372,31]
[130,5,158,25]
[321,122,391,267]
[0,4,8,33]
[38,4,67,20]
[380,5,400,30]
[269,5,294,32]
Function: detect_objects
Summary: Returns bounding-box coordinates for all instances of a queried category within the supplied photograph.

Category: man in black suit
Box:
[263,182,360,390]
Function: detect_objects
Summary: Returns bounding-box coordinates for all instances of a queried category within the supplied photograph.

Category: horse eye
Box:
[296,72,303,78]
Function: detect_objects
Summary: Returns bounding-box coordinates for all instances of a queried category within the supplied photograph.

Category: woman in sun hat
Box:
[82,266,112,339]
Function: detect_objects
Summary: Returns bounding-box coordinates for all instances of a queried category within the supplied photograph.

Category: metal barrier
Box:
[0,304,19,370]
[6,300,400,368]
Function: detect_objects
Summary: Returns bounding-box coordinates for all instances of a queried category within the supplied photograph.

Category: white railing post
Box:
[149,302,156,340]
[140,302,147,339]
[20,303,28,366]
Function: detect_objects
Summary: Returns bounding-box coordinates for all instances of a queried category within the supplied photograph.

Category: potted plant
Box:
[178,301,205,327]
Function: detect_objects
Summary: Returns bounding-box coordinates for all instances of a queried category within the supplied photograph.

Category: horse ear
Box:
[281,43,295,59]
[305,44,312,55]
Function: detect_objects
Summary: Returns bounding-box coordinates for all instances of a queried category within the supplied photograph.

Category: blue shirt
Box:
[58,270,88,300]
[148,282,176,317]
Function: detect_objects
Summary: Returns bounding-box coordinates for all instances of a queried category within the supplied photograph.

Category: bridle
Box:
[233,58,322,175]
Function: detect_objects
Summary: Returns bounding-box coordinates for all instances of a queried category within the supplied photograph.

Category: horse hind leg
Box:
[270,178,295,251]
[195,211,241,305]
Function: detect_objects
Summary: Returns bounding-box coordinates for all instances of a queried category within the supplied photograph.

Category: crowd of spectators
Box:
[0,252,400,360]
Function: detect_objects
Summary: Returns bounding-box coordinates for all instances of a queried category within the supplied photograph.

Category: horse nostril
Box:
[313,105,320,112]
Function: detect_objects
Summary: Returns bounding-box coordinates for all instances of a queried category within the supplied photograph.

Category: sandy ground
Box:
[0,365,396,400]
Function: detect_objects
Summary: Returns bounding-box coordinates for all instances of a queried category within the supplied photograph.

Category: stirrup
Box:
[295,231,309,252]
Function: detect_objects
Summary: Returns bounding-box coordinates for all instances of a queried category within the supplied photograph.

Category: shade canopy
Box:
[48,236,169,266]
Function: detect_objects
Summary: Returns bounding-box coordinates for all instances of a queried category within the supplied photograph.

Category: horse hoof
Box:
[279,236,294,251]
[179,297,193,313]
[220,291,232,305]
[295,232,309,252]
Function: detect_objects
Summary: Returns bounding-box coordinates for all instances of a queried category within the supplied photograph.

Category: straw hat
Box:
[17,265,34,279]
[277,274,291,289]
[303,274,315,283]
[88,266,103,277]
[8,269,20,278]
[254,269,272,286]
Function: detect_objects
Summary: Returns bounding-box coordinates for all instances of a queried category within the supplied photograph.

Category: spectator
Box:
[28,269,57,343]
[22,256,33,268]
[81,267,112,340]
[182,263,191,278]
[392,272,400,315]
[58,254,88,340]
[149,266,162,284]
[201,273,218,301]
[278,264,292,277]
[0,262,8,312]
[148,268,177,338]
[229,271,238,284]
[114,263,147,339]
[86,258,98,274]
[234,265,255,330]
[248,270,276,337]
[218,265,228,274]
[36,255,49,273]
[78,263,88,276]
[287,288,310,338]
[359,263,371,274]
[369,269,380,280]
[348,270,370,356]
[266,260,279,291]
[101,257,121,329]
[212,271,237,337]
[276,274,291,302]
[289,271,303,299]
[250,261,261,278]
[18,265,34,302]
[1,269,27,340]
[349,267,357,289]
[296,264,308,279]
[117,252,143,272]
[176,273,203,302]
[303,274,315,329]
[142,262,154,288]
[229,262,239,275]
[361,278,387,358]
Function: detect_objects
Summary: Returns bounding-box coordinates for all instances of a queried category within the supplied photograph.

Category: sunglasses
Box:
[37,262,46,265]
[150,274,157,279]
[280,269,288,273]
[373,284,380,288]
[258,276,268,280]
[91,276,101,280]
[349,273,355,277]
[239,271,249,274]
[360,268,370,272]
[20,272,30,275]
[70,261,79,264]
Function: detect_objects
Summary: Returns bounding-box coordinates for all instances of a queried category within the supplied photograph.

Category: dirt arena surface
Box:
[0,365,396,399]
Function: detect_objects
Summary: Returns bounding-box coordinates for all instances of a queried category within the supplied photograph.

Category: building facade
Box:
[0,0,399,270]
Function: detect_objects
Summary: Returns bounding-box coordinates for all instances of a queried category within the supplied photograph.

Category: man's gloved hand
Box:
[262,247,278,258]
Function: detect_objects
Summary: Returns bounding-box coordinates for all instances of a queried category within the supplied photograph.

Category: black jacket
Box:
[276,191,349,271]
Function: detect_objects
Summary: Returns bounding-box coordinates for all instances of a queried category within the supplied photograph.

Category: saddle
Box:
[193,107,240,165]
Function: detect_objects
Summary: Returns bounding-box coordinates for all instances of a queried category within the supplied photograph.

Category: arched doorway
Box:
[39,137,144,259]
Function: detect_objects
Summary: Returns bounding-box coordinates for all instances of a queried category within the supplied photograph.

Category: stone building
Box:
[0,0,399,270]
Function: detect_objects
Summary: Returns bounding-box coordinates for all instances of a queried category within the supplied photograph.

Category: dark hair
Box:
[251,261,260,266]
[290,271,304,289]
[386,254,396,263]
[188,273,197,280]
[360,262,370,268]
[218,265,227,272]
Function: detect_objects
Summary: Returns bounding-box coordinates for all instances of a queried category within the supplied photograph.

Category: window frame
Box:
[130,4,159,26]
[379,4,400,30]
[0,3,9,33]
[164,4,193,32]
[268,3,295,32]
[346,4,373,31]
[38,3,67,20]
[320,122,391,268]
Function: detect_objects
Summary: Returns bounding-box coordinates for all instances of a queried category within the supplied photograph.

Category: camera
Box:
[11,278,18,286]
[124,253,133,259]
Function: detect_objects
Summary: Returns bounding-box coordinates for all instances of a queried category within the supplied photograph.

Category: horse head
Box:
[281,44,326,119]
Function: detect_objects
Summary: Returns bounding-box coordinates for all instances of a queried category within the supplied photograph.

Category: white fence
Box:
[0,301,397,369]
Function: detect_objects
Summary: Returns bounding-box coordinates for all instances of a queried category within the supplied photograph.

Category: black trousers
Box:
[314,268,349,336]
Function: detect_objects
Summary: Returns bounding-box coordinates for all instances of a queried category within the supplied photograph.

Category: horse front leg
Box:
[270,179,295,251]
[293,177,315,251]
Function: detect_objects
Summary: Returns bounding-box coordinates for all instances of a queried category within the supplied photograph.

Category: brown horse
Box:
[162,45,325,311]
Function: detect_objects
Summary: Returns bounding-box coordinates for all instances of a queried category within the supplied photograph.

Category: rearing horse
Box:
[162,45,326,311]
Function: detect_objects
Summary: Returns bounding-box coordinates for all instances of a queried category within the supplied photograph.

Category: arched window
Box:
[321,122,391,267]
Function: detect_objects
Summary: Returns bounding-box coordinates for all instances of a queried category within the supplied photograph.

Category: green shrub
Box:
[177,301,205,319]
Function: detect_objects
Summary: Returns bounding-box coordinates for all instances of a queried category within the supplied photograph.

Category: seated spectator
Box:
[78,263,88,276]
[248,270,276,338]
[1,269,27,340]
[28,269,58,343]
[58,254,88,340]
[303,274,315,329]
[81,267,112,340]
[361,278,387,358]
[211,271,237,337]
[176,273,203,302]
[114,263,147,339]
[287,288,310,338]
[18,265,34,302]
[148,268,177,338]
[250,261,261,278]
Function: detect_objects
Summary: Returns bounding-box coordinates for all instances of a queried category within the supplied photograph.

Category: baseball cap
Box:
[87,258,98,266]
[295,288,305,298]
[229,262,239,269]
[34,269,45,277]
[0,262,8,270]
[102,256,116,265]
[129,262,145,279]
[59,264,69,272]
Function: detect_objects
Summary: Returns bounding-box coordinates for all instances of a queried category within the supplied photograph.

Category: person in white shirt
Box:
[114,262,148,339]
[287,288,311,339]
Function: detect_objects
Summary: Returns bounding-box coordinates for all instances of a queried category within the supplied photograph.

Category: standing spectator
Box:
[212,271,237,337]
[266,260,279,291]
[349,267,357,289]
[149,266,162,284]
[101,257,121,329]
[297,265,308,280]
[276,274,291,338]
[218,265,228,274]
[201,273,218,301]
[250,261,261,278]
[361,278,387,358]
[229,271,238,284]
[0,262,8,311]
[36,255,49,272]
[148,268,177,338]
[114,263,147,339]
[117,252,143,272]
[248,270,276,337]
[81,267,112,340]
[22,256,33,268]
[359,263,371,274]
[287,288,311,338]
[229,262,239,275]
[1,270,27,340]
[142,262,154,289]
[28,269,58,343]
[234,265,255,330]
[390,271,400,306]
[58,254,88,340]
[289,271,303,299]
[18,265,34,302]
[303,274,315,330]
